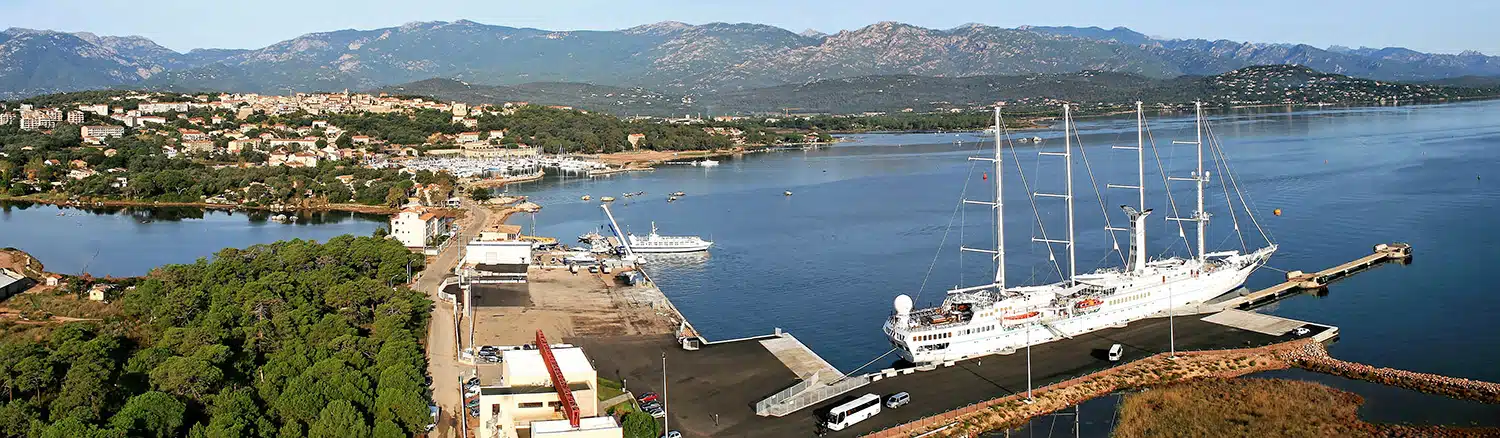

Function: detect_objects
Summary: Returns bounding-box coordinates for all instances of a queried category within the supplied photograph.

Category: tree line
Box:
[0,236,432,437]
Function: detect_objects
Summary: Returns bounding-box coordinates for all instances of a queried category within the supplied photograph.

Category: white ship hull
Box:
[882,103,1277,366]
[884,251,1268,365]
[628,242,714,253]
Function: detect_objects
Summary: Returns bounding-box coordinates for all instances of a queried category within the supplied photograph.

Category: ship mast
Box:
[1168,102,1210,262]
[962,105,1006,289]
[1034,104,1076,281]
[1108,102,1150,272]
[993,106,1005,288]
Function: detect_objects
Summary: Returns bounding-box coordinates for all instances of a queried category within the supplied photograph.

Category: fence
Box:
[756,373,873,417]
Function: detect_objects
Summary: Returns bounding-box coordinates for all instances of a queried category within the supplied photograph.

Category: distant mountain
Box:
[386,65,1498,115]
[1019,26,1153,46]
[3,20,1500,100]
[376,78,697,115]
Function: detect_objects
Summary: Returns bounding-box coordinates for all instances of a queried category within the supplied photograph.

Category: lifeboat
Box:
[1074,298,1103,310]
[1001,311,1042,325]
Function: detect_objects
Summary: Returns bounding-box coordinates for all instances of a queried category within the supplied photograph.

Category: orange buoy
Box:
[1273,208,1282,216]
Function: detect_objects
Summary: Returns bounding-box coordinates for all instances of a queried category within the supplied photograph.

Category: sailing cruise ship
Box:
[883,102,1276,365]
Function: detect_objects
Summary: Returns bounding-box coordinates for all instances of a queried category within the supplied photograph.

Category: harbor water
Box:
[1,101,1497,427]
[501,101,1500,426]
[0,203,385,276]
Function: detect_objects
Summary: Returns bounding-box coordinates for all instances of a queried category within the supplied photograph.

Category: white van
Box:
[1108,344,1124,362]
[885,392,910,409]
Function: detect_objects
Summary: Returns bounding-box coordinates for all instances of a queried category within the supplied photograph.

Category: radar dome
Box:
[893,294,913,314]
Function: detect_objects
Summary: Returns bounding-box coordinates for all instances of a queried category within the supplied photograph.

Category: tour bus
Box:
[822,393,882,431]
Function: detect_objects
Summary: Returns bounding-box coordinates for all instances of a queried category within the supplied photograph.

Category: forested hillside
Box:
[0,236,431,437]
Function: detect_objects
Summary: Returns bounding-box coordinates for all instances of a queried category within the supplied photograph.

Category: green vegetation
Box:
[596,377,625,403]
[0,236,431,437]
[620,410,660,438]
[475,106,732,153]
[0,124,449,207]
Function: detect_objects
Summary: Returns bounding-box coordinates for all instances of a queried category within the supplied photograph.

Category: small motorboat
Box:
[784,191,793,196]
[667,196,678,202]
[581,195,591,201]
[671,191,686,197]
[600,196,616,202]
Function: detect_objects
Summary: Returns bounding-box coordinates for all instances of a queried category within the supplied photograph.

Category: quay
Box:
[1220,243,1412,309]
[431,210,1445,438]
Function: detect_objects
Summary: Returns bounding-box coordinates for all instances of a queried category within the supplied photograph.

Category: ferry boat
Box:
[625,222,714,253]
[883,102,1276,365]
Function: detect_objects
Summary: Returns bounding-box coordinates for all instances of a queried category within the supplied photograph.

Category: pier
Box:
[1221,243,1412,309]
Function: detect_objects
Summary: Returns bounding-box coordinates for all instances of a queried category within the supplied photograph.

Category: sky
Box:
[2,0,1496,55]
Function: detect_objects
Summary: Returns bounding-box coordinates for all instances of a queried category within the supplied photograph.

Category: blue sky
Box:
[3,0,1495,55]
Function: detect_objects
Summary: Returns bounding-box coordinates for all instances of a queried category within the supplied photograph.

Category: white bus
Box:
[823,393,882,431]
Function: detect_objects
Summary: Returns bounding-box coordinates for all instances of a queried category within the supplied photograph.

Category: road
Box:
[422,200,488,438]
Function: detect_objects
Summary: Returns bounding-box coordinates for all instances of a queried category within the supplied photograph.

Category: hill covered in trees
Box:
[0,236,432,437]
[383,66,1500,116]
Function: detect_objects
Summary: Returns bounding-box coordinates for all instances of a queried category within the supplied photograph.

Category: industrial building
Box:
[477,333,620,438]
[0,269,32,300]
[461,225,532,284]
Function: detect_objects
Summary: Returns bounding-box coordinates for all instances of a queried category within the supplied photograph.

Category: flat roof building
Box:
[478,346,620,438]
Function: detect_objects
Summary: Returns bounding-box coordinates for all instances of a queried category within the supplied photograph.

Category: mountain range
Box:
[376,65,1497,115]
[1,21,1498,101]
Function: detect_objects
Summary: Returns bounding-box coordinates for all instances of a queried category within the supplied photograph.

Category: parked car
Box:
[661,431,682,438]
[1293,327,1311,336]
[426,406,440,432]
[465,386,481,397]
[637,391,659,403]
[640,401,661,411]
[885,392,910,409]
[465,377,480,387]
[1108,343,1124,362]
[647,408,666,419]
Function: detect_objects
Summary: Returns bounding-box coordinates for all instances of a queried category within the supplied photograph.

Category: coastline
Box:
[0,194,400,215]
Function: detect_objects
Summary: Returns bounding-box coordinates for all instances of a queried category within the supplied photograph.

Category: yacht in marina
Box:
[883,102,1276,365]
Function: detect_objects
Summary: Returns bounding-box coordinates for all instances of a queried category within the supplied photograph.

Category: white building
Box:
[138,102,190,114]
[464,226,532,265]
[80,125,125,139]
[390,207,450,249]
[477,346,619,438]
[460,226,532,284]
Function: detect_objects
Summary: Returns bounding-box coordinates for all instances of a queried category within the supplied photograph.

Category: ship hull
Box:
[891,260,1260,365]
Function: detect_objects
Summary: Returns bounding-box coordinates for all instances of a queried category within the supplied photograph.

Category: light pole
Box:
[662,352,669,434]
[1025,324,1033,403]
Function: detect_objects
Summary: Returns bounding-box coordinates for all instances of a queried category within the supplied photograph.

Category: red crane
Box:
[536,330,581,428]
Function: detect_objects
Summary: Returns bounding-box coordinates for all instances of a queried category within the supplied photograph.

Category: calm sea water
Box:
[2,101,1497,426]
[0,203,385,276]
[499,101,1500,426]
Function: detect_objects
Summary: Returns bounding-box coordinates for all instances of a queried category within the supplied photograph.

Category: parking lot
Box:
[574,314,1290,437]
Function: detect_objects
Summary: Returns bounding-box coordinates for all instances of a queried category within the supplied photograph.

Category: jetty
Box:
[1220,243,1412,309]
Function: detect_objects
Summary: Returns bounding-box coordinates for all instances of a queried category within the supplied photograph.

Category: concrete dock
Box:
[1224,243,1411,309]
[572,312,1326,438]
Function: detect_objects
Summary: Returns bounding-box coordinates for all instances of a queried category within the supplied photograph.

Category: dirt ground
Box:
[470,267,678,348]
[591,149,734,168]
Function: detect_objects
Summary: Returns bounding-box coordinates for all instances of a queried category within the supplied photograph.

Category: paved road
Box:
[423,200,488,438]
